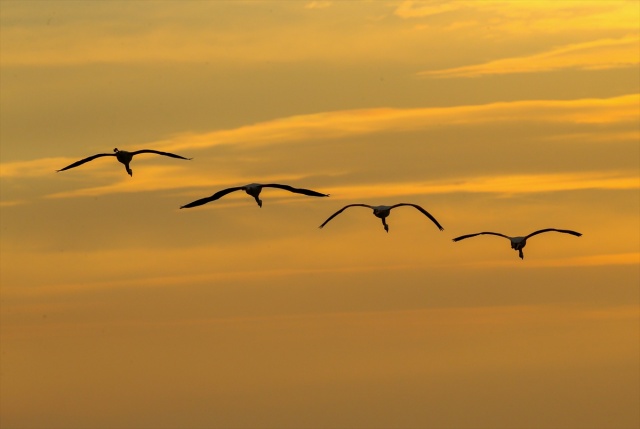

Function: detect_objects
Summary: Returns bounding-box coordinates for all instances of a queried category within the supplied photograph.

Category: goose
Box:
[319,203,444,233]
[452,228,582,259]
[56,148,192,176]
[180,183,329,209]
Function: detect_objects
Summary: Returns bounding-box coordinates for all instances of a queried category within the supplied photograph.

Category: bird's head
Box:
[113,148,120,153]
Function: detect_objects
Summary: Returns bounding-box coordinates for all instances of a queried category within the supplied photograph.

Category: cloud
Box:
[461,252,640,269]
[543,131,640,144]
[395,1,639,32]
[1,1,636,72]
[6,244,638,299]
[2,94,638,198]
[535,252,640,267]
[326,172,639,201]
[45,167,310,200]
[0,200,27,208]
[394,1,461,19]
[0,2,400,66]
[41,169,640,201]
[2,1,636,68]
[305,1,332,10]
[149,94,639,154]
[0,157,74,178]
[421,35,640,77]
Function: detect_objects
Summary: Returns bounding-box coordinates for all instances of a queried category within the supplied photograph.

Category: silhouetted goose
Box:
[56,148,192,176]
[452,228,582,259]
[180,183,329,208]
[319,203,444,233]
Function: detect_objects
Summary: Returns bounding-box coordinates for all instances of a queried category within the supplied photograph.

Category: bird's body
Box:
[452,228,582,259]
[56,148,191,176]
[180,183,329,208]
[319,203,444,233]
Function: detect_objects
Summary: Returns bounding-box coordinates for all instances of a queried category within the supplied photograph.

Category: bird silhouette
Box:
[319,203,444,233]
[56,148,192,176]
[180,183,329,208]
[452,228,582,259]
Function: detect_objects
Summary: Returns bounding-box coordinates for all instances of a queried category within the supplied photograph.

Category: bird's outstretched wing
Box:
[319,204,372,229]
[180,187,244,209]
[452,231,510,242]
[524,228,582,240]
[391,203,444,231]
[131,149,192,160]
[263,183,329,197]
[56,153,115,172]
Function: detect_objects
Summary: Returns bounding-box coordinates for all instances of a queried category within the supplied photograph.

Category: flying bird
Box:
[180,183,329,209]
[319,203,444,233]
[56,148,192,176]
[452,228,582,259]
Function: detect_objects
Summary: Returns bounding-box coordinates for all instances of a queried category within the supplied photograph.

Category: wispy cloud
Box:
[462,252,640,269]
[327,172,639,201]
[6,246,638,299]
[4,1,634,68]
[0,2,399,66]
[2,94,638,191]
[305,1,332,10]
[395,1,639,32]
[535,252,640,267]
[45,167,311,200]
[421,35,640,77]
[39,170,640,201]
[152,94,639,153]
[394,1,461,19]
[0,199,27,208]
[0,157,74,178]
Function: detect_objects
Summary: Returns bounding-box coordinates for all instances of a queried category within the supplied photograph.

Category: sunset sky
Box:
[1,1,639,428]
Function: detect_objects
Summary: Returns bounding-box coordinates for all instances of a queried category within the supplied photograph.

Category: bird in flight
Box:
[452,228,582,259]
[180,183,329,209]
[56,148,192,176]
[319,203,444,233]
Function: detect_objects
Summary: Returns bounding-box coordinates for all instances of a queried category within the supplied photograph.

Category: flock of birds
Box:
[56,147,583,260]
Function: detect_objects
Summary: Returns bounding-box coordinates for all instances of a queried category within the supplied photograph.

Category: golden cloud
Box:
[396,1,639,32]
[462,252,640,269]
[421,35,640,77]
[152,94,639,153]
[305,1,332,9]
[394,1,461,19]
[40,169,639,201]
[0,94,640,197]
[3,1,635,67]
[0,157,75,178]
[327,172,639,201]
[45,166,309,200]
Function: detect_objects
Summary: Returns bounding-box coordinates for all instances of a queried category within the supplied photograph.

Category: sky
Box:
[0,1,639,428]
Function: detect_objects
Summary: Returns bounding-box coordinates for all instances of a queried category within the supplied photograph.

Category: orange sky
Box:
[1,1,639,428]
